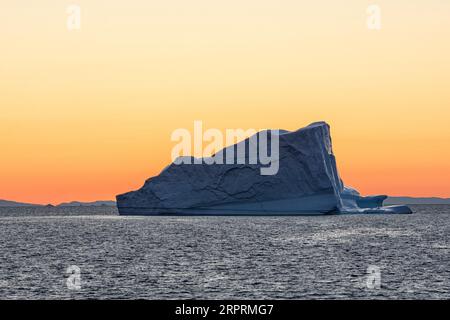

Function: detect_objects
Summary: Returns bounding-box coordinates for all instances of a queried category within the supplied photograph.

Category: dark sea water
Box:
[0,205,448,299]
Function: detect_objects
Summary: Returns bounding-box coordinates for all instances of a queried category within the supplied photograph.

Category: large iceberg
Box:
[116,122,412,215]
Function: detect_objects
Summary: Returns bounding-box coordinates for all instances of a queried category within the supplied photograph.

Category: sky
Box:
[1,1,450,204]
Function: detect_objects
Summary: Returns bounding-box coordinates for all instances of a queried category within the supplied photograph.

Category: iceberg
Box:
[116,122,412,215]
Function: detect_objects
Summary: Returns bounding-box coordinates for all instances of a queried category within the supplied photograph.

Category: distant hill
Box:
[386,197,450,205]
[1,199,116,207]
[1,197,449,207]
[57,201,116,207]
[0,199,42,207]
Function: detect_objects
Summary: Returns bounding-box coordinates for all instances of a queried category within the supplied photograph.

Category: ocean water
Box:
[0,205,448,299]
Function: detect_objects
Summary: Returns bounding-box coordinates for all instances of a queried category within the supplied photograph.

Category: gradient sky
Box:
[1,1,450,204]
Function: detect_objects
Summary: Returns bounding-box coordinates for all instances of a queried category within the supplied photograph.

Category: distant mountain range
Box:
[1,197,450,207]
[0,199,42,207]
[56,201,116,207]
[0,200,116,207]
[384,197,450,205]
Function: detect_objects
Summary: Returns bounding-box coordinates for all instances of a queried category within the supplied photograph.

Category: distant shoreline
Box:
[384,197,450,205]
[2,197,450,207]
[0,200,116,207]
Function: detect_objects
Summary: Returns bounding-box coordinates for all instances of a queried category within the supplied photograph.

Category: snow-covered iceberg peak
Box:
[116,121,412,215]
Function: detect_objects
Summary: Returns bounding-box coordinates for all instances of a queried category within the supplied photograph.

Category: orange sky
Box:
[1,1,449,204]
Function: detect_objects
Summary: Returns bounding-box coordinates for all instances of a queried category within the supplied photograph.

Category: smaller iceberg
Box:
[116,122,412,215]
